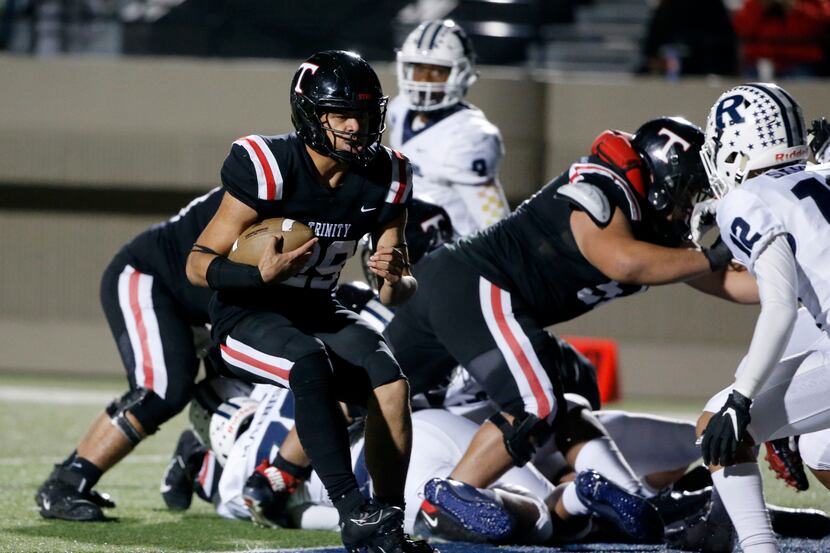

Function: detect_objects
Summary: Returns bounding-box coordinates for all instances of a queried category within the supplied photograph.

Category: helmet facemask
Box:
[632,117,711,245]
[396,20,478,112]
[292,95,388,168]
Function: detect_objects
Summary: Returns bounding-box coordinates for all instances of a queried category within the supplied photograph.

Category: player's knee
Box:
[554,402,606,453]
[107,388,175,443]
[489,411,553,467]
[362,348,406,389]
[288,352,335,393]
[372,376,409,407]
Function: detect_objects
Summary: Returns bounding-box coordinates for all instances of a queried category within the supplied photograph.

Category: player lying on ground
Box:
[694,84,830,553]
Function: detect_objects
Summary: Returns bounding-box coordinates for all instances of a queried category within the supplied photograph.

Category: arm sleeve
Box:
[732,234,799,399]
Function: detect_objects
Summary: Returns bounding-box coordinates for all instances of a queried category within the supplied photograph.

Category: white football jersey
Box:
[387,94,509,237]
[216,386,553,533]
[717,163,830,334]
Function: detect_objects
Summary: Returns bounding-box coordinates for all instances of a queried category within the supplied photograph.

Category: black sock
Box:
[289,354,361,512]
[375,494,405,511]
[274,452,313,480]
[58,456,103,493]
[333,489,368,520]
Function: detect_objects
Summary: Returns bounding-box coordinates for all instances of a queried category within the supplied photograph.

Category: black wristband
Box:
[703,239,732,272]
[205,256,265,290]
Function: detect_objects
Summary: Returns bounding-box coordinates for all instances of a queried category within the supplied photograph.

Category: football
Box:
[228,218,315,266]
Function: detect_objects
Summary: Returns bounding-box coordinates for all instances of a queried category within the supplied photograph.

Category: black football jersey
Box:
[220,132,413,291]
[450,156,654,326]
[123,187,223,322]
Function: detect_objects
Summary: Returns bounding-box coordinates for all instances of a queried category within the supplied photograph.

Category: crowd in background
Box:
[1,0,829,78]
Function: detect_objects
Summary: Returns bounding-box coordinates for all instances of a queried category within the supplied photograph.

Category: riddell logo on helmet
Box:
[775,148,808,161]
[358,93,373,100]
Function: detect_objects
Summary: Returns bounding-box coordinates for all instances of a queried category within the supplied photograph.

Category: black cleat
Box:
[341,501,438,553]
[242,471,290,528]
[650,486,712,526]
[36,478,105,522]
[665,492,735,552]
[769,503,830,539]
[764,437,809,491]
[671,465,713,493]
[160,430,206,510]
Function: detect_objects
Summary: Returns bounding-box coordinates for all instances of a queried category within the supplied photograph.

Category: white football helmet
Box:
[396,19,478,112]
[208,396,259,466]
[701,82,809,198]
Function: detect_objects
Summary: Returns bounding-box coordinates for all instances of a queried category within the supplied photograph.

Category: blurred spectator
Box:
[0,0,17,50]
[733,0,830,78]
[640,0,738,77]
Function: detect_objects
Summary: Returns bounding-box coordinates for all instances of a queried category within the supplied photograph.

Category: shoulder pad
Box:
[221,135,285,209]
[555,181,612,227]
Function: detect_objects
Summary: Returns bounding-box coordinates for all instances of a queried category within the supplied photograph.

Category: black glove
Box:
[703,238,732,272]
[701,389,752,466]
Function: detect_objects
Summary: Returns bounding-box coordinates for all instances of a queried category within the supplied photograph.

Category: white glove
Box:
[690,198,720,247]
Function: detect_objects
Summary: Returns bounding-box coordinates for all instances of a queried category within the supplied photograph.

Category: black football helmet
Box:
[631,117,710,244]
[290,50,388,167]
[360,198,455,287]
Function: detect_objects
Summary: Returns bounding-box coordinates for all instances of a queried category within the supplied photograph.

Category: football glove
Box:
[690,199,719,247]
[702,238,732,272]
[701,390,752,467]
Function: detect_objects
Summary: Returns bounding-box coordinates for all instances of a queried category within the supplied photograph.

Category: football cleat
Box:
[414,478,514,543]
[664,492,735,553]
[241,471,289,528]
[574,470,664,542]
[650,486,712,526]
[341,501,437,553]
[36,478,106,522]
[764,437,809,491]
[160,429,206,510]
[769,504,830,539]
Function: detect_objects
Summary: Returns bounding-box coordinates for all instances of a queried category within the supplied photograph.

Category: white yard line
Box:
[0,385,118,405]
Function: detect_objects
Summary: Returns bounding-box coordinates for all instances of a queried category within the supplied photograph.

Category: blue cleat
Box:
[414,477,514,543]
[575,469,664,542]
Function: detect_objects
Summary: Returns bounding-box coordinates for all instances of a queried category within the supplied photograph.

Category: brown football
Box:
[228,218,315,266]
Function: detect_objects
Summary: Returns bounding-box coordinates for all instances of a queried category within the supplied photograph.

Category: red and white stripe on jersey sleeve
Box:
[117,265,168,398]
[478,278,556,419]
[568,162,641,221]
[220,335,294,388]
[385,148,412,204]
[234,135,284,201]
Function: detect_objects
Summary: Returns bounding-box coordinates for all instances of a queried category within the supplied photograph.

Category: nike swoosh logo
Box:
[421,512,439,528]
[351,510,383,527]
[723,407,739,438]
[360,206,377,213]
[159,483,173,494]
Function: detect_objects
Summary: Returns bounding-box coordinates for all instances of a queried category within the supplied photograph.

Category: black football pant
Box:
[100,251,201,433]
[384,248,568,425]
[218,296,404,506]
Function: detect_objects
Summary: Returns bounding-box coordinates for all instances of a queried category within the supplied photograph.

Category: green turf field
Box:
[1,372,828,553]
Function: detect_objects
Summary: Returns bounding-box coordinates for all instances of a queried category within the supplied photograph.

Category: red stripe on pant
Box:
[489,284,551,418]
[128,270,154,389]
[220,344,291,381]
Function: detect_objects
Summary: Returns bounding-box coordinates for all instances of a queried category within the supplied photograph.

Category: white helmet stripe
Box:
[745,83,799,147]
[776,86,806,142]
